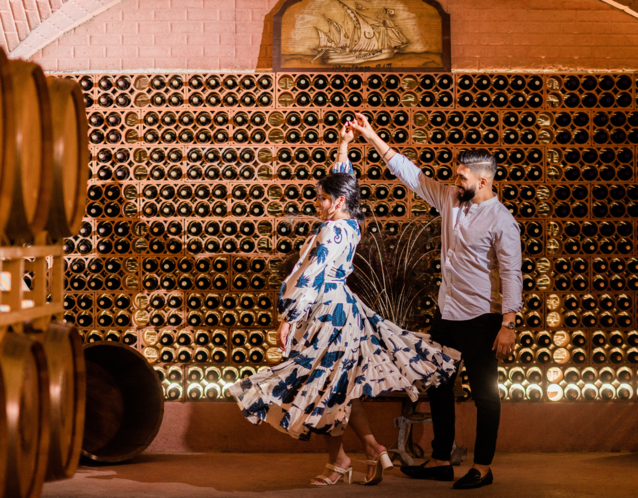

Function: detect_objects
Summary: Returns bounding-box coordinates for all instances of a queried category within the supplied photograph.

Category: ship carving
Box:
[313,0,411,65]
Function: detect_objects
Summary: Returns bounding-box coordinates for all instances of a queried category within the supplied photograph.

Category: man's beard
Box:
[457,185,476,202]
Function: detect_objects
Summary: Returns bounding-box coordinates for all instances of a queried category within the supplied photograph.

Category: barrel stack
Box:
[0,46,90,498]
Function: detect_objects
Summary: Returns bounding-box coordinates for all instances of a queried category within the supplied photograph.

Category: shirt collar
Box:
[470,195,499,210]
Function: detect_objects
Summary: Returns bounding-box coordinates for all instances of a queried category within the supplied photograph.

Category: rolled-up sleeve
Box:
[494,220,523,314]
[387,153,448,212]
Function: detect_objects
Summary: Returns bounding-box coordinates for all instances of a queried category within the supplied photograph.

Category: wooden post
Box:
[3,258,24,333]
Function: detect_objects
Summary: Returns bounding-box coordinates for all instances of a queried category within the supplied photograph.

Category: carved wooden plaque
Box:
[273,0,451,73]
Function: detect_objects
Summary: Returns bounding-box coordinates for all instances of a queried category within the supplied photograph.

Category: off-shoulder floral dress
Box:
[230,218,460,441]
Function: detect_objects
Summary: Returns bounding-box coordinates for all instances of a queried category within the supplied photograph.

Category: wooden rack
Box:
[0,244,64,332]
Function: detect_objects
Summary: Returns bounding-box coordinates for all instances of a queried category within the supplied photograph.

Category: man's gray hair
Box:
[458,149,497,179]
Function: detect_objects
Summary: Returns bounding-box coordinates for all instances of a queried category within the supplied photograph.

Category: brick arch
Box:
[3,0,126,58]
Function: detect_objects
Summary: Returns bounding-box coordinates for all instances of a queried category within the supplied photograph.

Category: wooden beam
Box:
[600,0,638,19]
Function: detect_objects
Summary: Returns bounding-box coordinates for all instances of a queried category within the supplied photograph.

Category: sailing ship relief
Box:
[312,1,410,65]
[273,0,450,72]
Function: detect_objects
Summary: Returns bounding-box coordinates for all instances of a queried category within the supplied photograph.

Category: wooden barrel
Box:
[3,60,53,243]
[45,78,89,241]
[0,47,16,238]
[38,322,85,481]
[0,352,8,495]
[0,332,50,498]
[82,343,164,463]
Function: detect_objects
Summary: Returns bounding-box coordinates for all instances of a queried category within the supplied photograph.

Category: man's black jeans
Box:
[427,308,502,466]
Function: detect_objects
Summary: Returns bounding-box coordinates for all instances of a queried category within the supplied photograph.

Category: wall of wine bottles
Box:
[63,71,638,403]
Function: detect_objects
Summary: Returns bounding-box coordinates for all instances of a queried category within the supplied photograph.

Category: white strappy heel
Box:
[310,463,353,486]
[360,451,394,485]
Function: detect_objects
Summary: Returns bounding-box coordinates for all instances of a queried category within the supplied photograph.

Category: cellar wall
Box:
[27,0,638,73]
[29,0,638,453]
[65,67,638,409]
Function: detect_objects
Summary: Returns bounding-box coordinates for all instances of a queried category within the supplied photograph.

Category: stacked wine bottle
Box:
[65,72,637,402]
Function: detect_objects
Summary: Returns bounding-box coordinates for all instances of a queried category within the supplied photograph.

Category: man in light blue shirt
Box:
[351,113,523,490]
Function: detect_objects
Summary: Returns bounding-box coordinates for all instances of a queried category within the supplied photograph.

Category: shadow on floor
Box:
[580,452,638,465]
[78,452,380,492]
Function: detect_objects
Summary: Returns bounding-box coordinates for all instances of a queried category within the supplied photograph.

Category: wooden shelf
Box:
[0,303,64,327]
[0,244,64,331]
[0,245,63,259]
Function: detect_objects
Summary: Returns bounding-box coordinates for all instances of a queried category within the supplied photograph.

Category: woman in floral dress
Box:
[231,124,460,486]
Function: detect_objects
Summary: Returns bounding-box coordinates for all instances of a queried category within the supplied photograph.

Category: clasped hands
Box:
[339,112,376,143]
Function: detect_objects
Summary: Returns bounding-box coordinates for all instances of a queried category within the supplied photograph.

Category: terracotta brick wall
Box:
[26,0,638,73]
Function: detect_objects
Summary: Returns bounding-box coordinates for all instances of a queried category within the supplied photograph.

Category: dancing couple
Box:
[231,113,523,490]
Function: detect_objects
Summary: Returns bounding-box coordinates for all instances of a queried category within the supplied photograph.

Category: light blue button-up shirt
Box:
[387,153,523,321]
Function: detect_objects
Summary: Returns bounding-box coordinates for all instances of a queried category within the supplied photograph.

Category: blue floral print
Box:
[230,219,460,440]
[332,159,355,175]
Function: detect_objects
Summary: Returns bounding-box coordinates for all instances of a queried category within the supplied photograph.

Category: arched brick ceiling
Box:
[2,0,638,61]
[1,0,125,58]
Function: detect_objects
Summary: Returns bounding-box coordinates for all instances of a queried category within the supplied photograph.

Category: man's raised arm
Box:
[350,112,448,212]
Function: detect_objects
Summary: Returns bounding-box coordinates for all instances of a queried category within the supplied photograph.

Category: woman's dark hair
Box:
[317,173,366,223]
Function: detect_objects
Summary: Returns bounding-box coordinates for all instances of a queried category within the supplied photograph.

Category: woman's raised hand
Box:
[350,112,376,142]
[339,122,355,144]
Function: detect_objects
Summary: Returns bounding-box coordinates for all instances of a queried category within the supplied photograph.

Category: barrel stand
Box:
[385,361,468,467]
[388,397,467,466]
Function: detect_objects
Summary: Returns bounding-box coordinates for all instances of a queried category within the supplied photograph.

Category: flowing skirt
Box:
[230,285,460,441]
